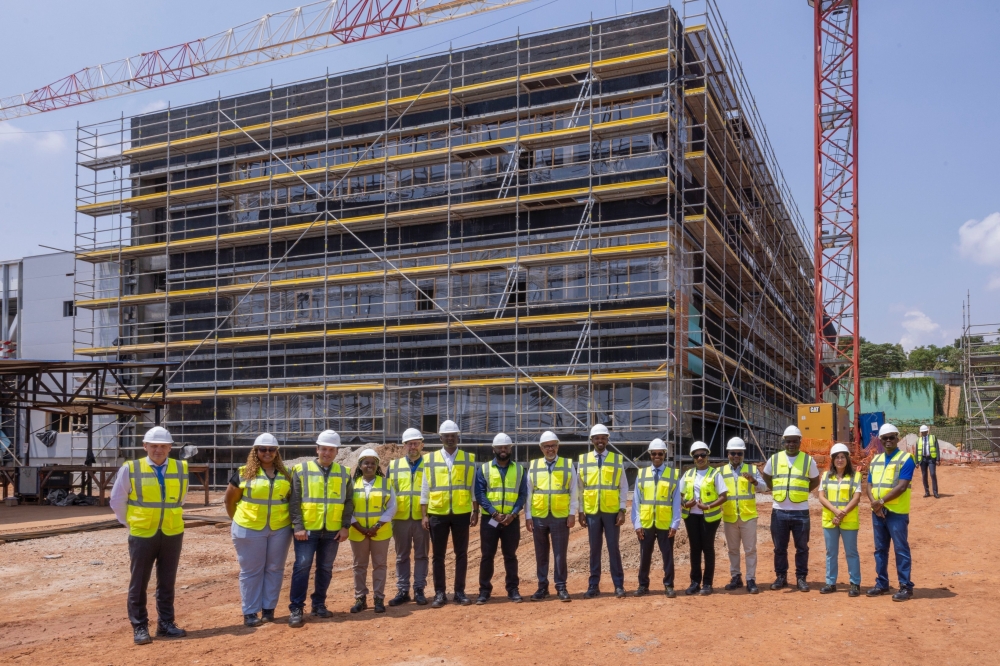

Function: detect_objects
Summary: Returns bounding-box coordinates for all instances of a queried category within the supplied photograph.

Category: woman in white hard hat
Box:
[817,443,863,596]
[224,433,294,626]
[348,448,396,613]
[680,441,728,595]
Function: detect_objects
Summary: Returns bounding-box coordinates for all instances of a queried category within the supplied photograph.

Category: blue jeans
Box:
[288,530,341,611]
[872,511,912,591]
[823,526,860,586]
[770,509,810,578]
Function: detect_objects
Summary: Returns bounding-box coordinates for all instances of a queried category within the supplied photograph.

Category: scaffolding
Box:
[73,3,814,484]
[962,300,1000,459]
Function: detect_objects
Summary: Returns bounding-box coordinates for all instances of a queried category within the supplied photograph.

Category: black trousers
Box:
[920,459,939,495]
[684,514,720,586]
[586,512,625,589]
[637,526,675,588]
[127,532,183,628]
[429,513,471,594]
[479,516,521,596]
[532,516,570,590]
[770,508,810,578]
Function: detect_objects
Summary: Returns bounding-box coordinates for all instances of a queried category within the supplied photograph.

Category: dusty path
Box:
[1,465,996,665]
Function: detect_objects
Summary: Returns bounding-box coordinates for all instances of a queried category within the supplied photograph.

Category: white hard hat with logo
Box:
[492,432,513,446]
[690,441,710,455]
[726,437,746,451]
[647,438,667,452]
[878,423,899,438]
[254,433,279,448]
[829,443,851,457]
[401,427,424,443]
[143,426,174,445]
[540,431,559,445]
[439,419,460,435]
[783,425,802,439]
[590,424,610,438]
[316,430,342,447]
[357,448,380,461]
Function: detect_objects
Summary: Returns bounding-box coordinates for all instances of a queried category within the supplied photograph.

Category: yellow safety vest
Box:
[721,462,758,523]
[820,470,862,530]
[636,465,679,529]
[295,460,350,531]
[578,451,623,515]
[388,456,424,521]
[681,467,723,522]
[870,450,913,514]
[348,476,394,541]
[124,458,188,538]
[481,461,524,516]
[914,434,938,463]
[425,449,476,516]
[529,457,573,519]
[233,466,292,531]
[770,451,813,503]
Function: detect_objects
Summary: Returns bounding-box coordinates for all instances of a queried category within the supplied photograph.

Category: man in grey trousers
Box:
[387,428,430,606]
[525,431,578,602]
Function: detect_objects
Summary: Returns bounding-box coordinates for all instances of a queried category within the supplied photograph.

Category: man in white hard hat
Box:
[109,426,189,645]
[386,428,430,607]
[525,431,577,602]
[761,425,820,592]
[286,429,353,627]
[421,419,478,607]
[474,432,527,604]
[577,423,629,598]
[631,438,681,598]
[915,424,939,498]
[866,423,915,601]
[720,437,767,594]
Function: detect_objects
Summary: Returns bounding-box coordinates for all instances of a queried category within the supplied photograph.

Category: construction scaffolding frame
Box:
[962,299,1000,459]
[73,3,813,484]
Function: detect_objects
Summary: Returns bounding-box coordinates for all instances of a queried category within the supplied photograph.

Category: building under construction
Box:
[72,2,814,482]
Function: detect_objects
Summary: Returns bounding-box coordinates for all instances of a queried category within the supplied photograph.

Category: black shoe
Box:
[699,585,713,596]
[584,587,600,599]
[374,597,386,613]
[665,586,676,599]
[530,588,550,601]
[261,609,275,623]
[455,592,473,606]
[155,621,186,638]
[747,580,759,595]
[796,577,809,592]
[934,493,940,499]
[820,584,837,594]
[508,590,523,603]
[350,596,367,614]
[614,587,627,599]
[133,625,152,646]
[849,584,861,597]
[311,605,333,618]
[770,575,787,590]
[923,492,931,498]
[634,585,649,597]
[476,594,489,605]
[557,588,571,602]
[388,590,411,607]
[288,607,304,628]
[866,586,890,597]
[414,588,428,605]
[431,592,447,608]
[892,588,913,602]
[244,613,262,627]
[684,583,700,596]
[724,575,743,591]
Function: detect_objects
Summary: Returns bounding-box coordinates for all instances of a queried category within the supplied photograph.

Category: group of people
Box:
[109,419,930,645]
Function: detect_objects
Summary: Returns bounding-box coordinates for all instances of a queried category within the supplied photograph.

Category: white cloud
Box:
[958,212,1000,266]
[900,309,941,350]
[988,275,1000,291]
[0,121,67,153]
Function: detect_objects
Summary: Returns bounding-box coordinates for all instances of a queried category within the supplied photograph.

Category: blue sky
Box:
[1,0,998,348]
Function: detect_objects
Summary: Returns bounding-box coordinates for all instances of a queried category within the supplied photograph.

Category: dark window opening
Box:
[63,301,76,317]
[417,282,435,311]
[422,414,438,434]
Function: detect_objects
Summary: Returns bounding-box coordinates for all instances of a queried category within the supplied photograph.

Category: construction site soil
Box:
[1,464,997,665]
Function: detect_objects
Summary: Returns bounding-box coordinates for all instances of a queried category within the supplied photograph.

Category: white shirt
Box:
[577,449,628,511]
[351,476,398,525]
[688,468,728,515]
[420,447,459,505]
[763,453,820,511]
[109,457,171,526]
[630,463,682,530]
[525,458,580,520]
[921,434,932,457]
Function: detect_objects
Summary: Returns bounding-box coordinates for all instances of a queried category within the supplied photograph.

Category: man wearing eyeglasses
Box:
[866,423,916,602]
[720,437,767,595]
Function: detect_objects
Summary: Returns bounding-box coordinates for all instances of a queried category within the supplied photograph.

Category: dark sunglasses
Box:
[880,435,898,441]
[692,453,708,459]
[728,451,743,456]
[257,447,278,453]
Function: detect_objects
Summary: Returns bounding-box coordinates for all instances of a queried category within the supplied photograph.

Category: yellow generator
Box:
[796,403,851,443]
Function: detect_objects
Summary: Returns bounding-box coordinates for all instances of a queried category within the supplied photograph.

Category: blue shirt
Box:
[867,447,915,483]
[474,459,527,517]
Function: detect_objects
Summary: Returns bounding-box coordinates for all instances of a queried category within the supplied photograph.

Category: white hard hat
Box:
[590,424,610,437]
[726,437,746,451]
[878,423,899,438]
[690,441,710,455]
[143,426,174,445]
[830,443,851,457]
[540,430,559,445]
[316,430,342,447]
[783,425,802,439]
[401,427,424,443]
[493,432,513,446]
[357,448,380,461]
[254,433,279,448]
[439,419,460,435]
[919,424,929,433]
[647,438,667,452]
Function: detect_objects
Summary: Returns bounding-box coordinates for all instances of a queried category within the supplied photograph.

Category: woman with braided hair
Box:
[224,433,294,626]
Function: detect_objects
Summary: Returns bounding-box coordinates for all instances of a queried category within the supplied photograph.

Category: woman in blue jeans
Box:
[817,443,862,596]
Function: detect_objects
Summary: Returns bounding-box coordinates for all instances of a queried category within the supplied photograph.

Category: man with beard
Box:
[474,433,527,604]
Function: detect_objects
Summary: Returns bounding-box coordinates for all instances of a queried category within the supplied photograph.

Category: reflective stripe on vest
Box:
[578,451,622,515]
[348,476,393,541]
[529,457,573,519]
[125,458,188,538]
[233,466,292,531]
[870,451,912,514]
[680,467,723,522]
[770,451,812,504]
[636,465,679,529]
[296,460,350,531]
[721,462,758,523]
[481,461,524,516]
[915,435,938,463]
[389,457,424,521]
[425,450,476,515]
[820,470,862,530]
